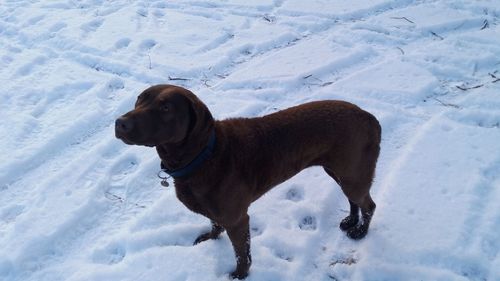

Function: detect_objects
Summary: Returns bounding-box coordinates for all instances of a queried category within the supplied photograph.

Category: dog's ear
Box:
[186,97,197,135]
[181,89,214,138]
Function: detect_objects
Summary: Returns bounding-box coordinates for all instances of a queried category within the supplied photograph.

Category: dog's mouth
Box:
[115,132,155,147]
[116,135,134,145]
[115,132,133,144]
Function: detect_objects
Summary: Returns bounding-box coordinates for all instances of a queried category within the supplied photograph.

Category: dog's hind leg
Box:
[324,167,376,240]
[193,220,225,245]
[345,192,376,240]
[324,168,360,230]
[325,134,380,239]
[339,200,360,231]
[338,177,376,240]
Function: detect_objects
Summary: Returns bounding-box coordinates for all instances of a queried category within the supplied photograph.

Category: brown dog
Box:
[115,85,381,279]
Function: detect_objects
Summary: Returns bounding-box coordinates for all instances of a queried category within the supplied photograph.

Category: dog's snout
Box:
[115,117,134,133]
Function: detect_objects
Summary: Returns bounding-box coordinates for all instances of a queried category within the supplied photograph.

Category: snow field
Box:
[1,0,500,280]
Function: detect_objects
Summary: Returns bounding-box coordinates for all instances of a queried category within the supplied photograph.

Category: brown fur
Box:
[115,85,381,279]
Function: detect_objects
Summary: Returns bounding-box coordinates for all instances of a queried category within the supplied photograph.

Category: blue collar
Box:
[161,130,216,178]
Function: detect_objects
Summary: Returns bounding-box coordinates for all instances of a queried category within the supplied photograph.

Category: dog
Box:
[115,84,381,279]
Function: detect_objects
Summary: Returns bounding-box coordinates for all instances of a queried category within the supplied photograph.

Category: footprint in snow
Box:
[8,46,22,54]
[114,38,131,49]
[15,55,48,76]
[250,217,266,237]
[49,22,67,33]
[153,2,167,9]
[91,242,126,265]
[153,9,165,17]
[299,215,317,231]
[136,8,148,18]
[274,248,293,262]
[285,184,304,202]
[25,15,45,26]
[110,156,139,183]
[106,78,125,91]
[100,139,128,160]
[139,39,157,51]
[0,204,25,223]
[80,18,104,33]
[1,55,13,65]
[96,78,125,100]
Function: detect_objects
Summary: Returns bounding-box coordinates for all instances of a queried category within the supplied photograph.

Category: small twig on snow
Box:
[455,72,500,91]
[390,16,415,24]
[168,76,190,81]
[328,274,339,281]
[396,46,405,55]
[430,31,444,40]
[488,72,500,82]
[147,53,152,69]
[202,79,211,87]
[303,74,333,87]
[105,192,146,208]
[105,192,124,202]
[481,19,489,30]
[433,97,461,108]
[330,257,357,266]
[262,15,276,23]
[456,84,483,91]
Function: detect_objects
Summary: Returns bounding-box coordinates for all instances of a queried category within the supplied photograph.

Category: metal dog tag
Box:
[161,179,169,187]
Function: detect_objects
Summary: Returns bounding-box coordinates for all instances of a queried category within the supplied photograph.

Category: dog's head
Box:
[115,85,213,147]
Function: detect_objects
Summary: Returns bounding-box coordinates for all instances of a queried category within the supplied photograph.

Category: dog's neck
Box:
[155,126,215,177]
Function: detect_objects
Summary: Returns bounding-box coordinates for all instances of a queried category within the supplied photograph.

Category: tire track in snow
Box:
[454,157,500,249]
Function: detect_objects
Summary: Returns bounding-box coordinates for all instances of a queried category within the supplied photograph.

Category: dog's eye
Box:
[161,104,169,112]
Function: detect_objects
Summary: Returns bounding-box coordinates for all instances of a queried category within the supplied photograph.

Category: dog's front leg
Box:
[226,214,251,279]
[193,220,225,245]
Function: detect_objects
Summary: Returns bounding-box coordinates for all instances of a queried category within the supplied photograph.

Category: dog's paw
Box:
[230,269,249,280]
[339,215,359,231]
[193,232,213,245]
[193,229,224,245]
[346,224,368,240]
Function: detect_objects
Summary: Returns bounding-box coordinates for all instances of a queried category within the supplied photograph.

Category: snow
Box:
[1,0,500,280]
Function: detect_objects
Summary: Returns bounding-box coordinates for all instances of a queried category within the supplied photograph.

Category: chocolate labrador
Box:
[115,84,381,279]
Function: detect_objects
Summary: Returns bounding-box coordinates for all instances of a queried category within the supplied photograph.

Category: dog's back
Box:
[216,100,381,201]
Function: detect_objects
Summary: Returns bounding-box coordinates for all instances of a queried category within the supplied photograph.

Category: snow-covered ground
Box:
[1,0,500,280]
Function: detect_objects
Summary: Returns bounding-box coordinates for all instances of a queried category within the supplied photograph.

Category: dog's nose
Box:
[115,117,134,133]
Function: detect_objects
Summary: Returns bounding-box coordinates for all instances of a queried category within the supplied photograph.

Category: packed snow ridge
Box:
[1,0,500,281]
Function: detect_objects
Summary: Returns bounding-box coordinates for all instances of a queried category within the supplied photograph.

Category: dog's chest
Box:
[174,183,213,218]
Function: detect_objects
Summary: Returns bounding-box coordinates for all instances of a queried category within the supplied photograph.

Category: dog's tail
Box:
[364,112,382,183]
